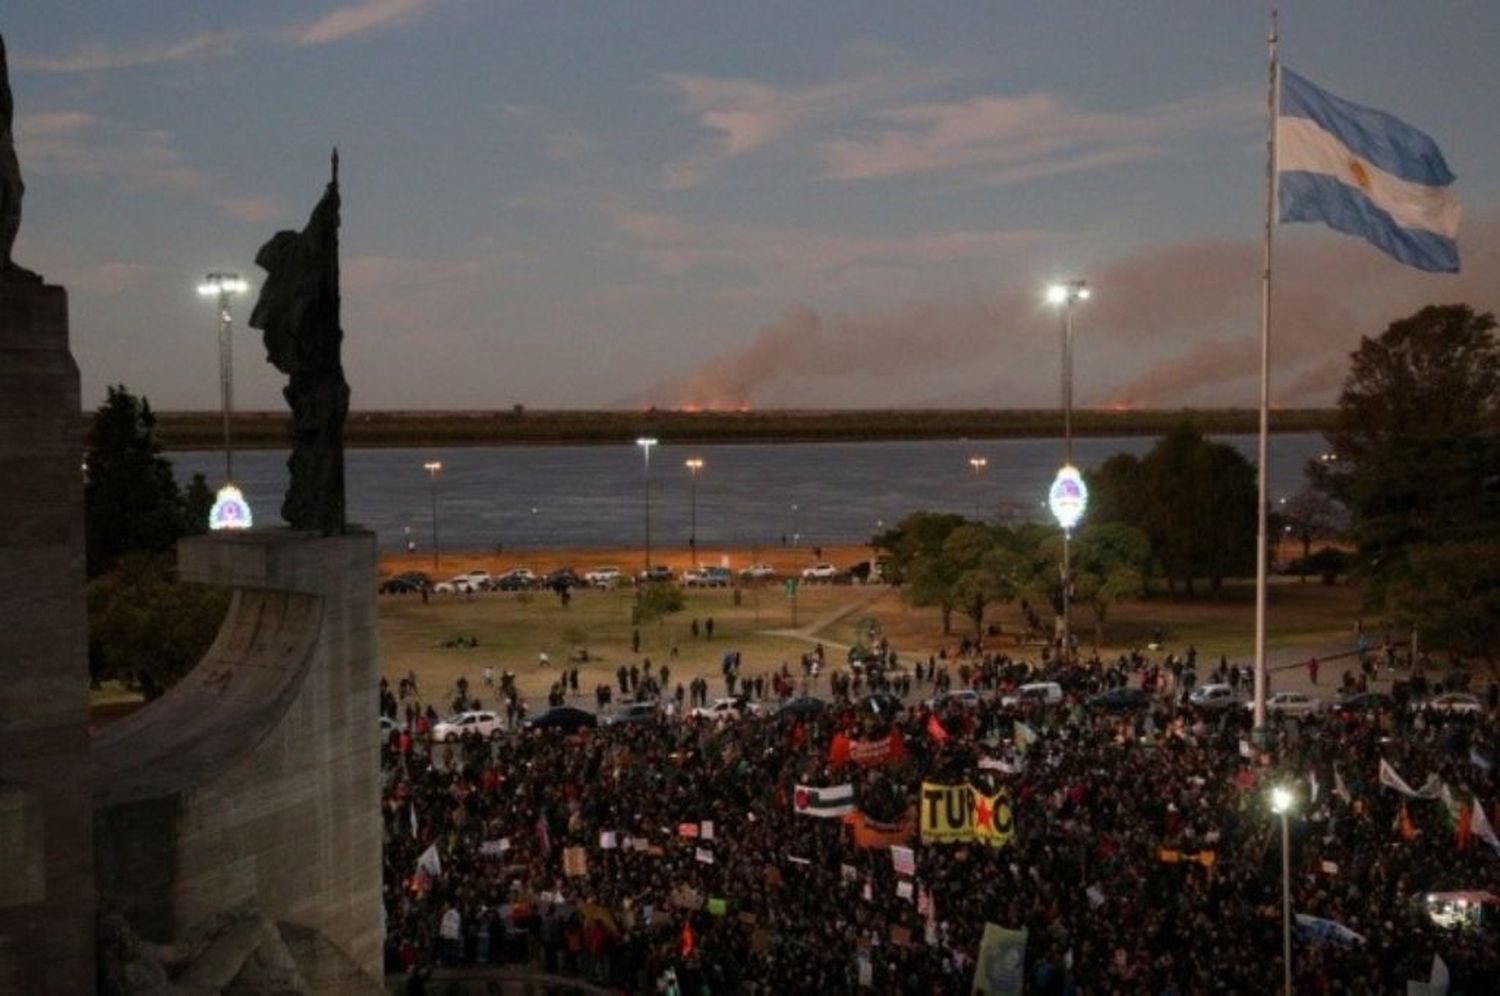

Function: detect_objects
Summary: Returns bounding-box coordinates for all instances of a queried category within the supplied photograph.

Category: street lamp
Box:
[1046,279,1090,663]
[636,438,658,572]
[197,272,249,483]
[968,456,988,519]
[791,503,800,546]
[1269,785,1295,996]
[423,461,442,572]
[684,458,704,564]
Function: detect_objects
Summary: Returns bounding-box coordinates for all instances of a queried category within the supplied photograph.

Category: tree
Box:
[84,385,191,577]
[1089,423,1256,596]
[876,512,969,633]
[87,553,230,696]
[633,582,686,638]
[1066,523,1153,650]
[1312,305,1500,618]
[1277,487,1345,579]
[943,524,1034,638]
[1387,540,1500,666]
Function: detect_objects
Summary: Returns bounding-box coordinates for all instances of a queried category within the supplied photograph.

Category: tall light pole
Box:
[684,457,704,564]
[636,438,658,572]
[968,456,988,519]
[1270,786,1295,996]
[197,272,249,482]
[423,461,442,572]
[1046,279,1090,663]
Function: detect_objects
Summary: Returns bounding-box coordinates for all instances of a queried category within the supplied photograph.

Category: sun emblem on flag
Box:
[1347,158,1372,191]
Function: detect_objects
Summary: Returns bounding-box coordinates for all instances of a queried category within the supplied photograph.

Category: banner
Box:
[563,846,587,877]
[844,809,917,849]
[921,782,976,844]
[794,783,856,817]
[831,730,908,768]
[974,791,1015,849]
[972,923,1027,995]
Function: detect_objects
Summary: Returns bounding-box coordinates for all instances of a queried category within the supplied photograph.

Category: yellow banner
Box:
[974,792,1015,849]
[920,782,975,844]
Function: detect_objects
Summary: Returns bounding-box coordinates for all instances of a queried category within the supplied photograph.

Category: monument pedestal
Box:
[0,271,96,993]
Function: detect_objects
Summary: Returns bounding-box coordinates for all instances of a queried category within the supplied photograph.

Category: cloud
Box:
[295,0,442,46]
[52,261,161,296]
[658,64,953,189]
[820,87,1258,183]
[12,31,242,73]
[220,196,285,223]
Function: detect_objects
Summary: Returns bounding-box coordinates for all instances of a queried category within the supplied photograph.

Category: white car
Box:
[926,689,981,711]
[584,566,621,588]
[1188,683,1240,711]
[740,562,776,580]
[379,715,407,737]
[1001,682,1064,708]
[1420,693,1482,715]
[1248,691,1325,716]
[433,575,479,594]
[461,569,494,589]
[691,698,762,723]
[681,568,711,587]
[801,563,840,581]
[431,710,504,741]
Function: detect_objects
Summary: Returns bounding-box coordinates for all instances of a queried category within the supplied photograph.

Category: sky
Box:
[5,1,1498,412]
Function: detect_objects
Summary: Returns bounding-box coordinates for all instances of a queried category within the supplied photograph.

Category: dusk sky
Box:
[7,1,1498,412]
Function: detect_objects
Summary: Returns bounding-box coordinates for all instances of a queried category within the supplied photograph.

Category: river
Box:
[169,433,1328,553]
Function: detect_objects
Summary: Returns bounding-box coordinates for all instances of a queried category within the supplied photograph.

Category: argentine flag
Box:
[1278,68,1460,273]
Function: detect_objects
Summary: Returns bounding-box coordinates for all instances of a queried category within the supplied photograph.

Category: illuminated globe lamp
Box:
[209,483,253,531]
[1048,465,1088,531]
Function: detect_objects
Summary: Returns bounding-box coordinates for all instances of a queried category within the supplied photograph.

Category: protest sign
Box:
[920,782,975,844]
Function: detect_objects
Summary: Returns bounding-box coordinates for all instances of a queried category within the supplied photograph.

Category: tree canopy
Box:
[1312,304,1500,661]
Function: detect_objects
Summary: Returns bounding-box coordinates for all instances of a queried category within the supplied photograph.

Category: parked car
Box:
[681,568,711,587]
[526,706,599,732]
[925,689,981,711]
[1420,692,1483,715]
[545,568,582,591]
[801,562,840,581]
[379,571,430,594]
[433,575,479,595]
[775,696,826,719]
[1001,682,1065,708]
[691,697,762,723]
[740,562,776,580]
[1087,687,1153,711]
[496,569,537,590]
[637,565,675,583]
[704,566,734,587]
[460,569,494,589]
[1249,691,1326,716]
[584,566,621,588]
[1188,683,1240,711]
[605,701,661,726]
[1332,692,1394,715]
[431,710,503,741]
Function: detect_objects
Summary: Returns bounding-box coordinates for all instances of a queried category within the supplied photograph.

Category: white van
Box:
[1001,682,1064,708]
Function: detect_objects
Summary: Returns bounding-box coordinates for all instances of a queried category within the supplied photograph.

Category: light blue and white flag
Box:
[1278,68,1460,273]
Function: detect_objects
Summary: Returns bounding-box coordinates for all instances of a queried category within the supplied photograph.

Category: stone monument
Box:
[0,31,97,993]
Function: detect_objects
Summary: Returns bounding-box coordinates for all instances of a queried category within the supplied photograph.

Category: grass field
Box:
[381,567,1368,706]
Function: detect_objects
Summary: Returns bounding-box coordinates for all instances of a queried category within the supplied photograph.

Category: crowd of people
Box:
[380,647,1499,994]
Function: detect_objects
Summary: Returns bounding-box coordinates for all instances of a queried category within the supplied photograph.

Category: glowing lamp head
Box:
[1270,786,1294,815]
[636,437,658,448]
[685,457,704,472]
[1046,280,1090,306]
[1048,465,1088,531]
[209,484,253,531]
[198,272,248,297]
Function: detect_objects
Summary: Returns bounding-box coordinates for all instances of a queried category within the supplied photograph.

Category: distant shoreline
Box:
[148,408,1334,451]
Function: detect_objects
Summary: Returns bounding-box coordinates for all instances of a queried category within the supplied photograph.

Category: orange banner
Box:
[844,809,917,849]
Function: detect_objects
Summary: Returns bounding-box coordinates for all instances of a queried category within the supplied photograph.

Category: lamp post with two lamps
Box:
[1270,785,1296,995]
[423,461,443,572]
[1045,279,1090,662]
[685,457,704,564]
[968,456,988,519]
[636,438,658,574]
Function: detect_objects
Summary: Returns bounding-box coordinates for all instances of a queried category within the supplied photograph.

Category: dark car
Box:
[776,696,827,719]
[605,701,661,726]
[379,571,431,594]
[637,565,675,584]
[1087,687,1152,711]
[1333,692,1394,715]
[526,706,599,732]
[496,572,536,591]
[546,569,582,591]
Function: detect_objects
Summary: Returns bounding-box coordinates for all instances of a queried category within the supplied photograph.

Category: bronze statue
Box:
[1,33,26,271]
[249,152,349,534]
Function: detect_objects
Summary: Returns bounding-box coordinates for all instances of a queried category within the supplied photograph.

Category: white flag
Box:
[416,843,442,879]
[1379,759,1440,800]
[1407,954,1450,996]
[1333,765,1351,805]
[1471,799,1500,856]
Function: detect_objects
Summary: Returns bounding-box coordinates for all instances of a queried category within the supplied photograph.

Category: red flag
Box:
[828,732,851,766]
[1457,801,1473,853]
[680,919,695,956]
[1398,801,1417,841]
[926,714,950,744]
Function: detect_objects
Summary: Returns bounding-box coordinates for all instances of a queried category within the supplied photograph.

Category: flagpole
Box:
[1253,9,1279,741]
